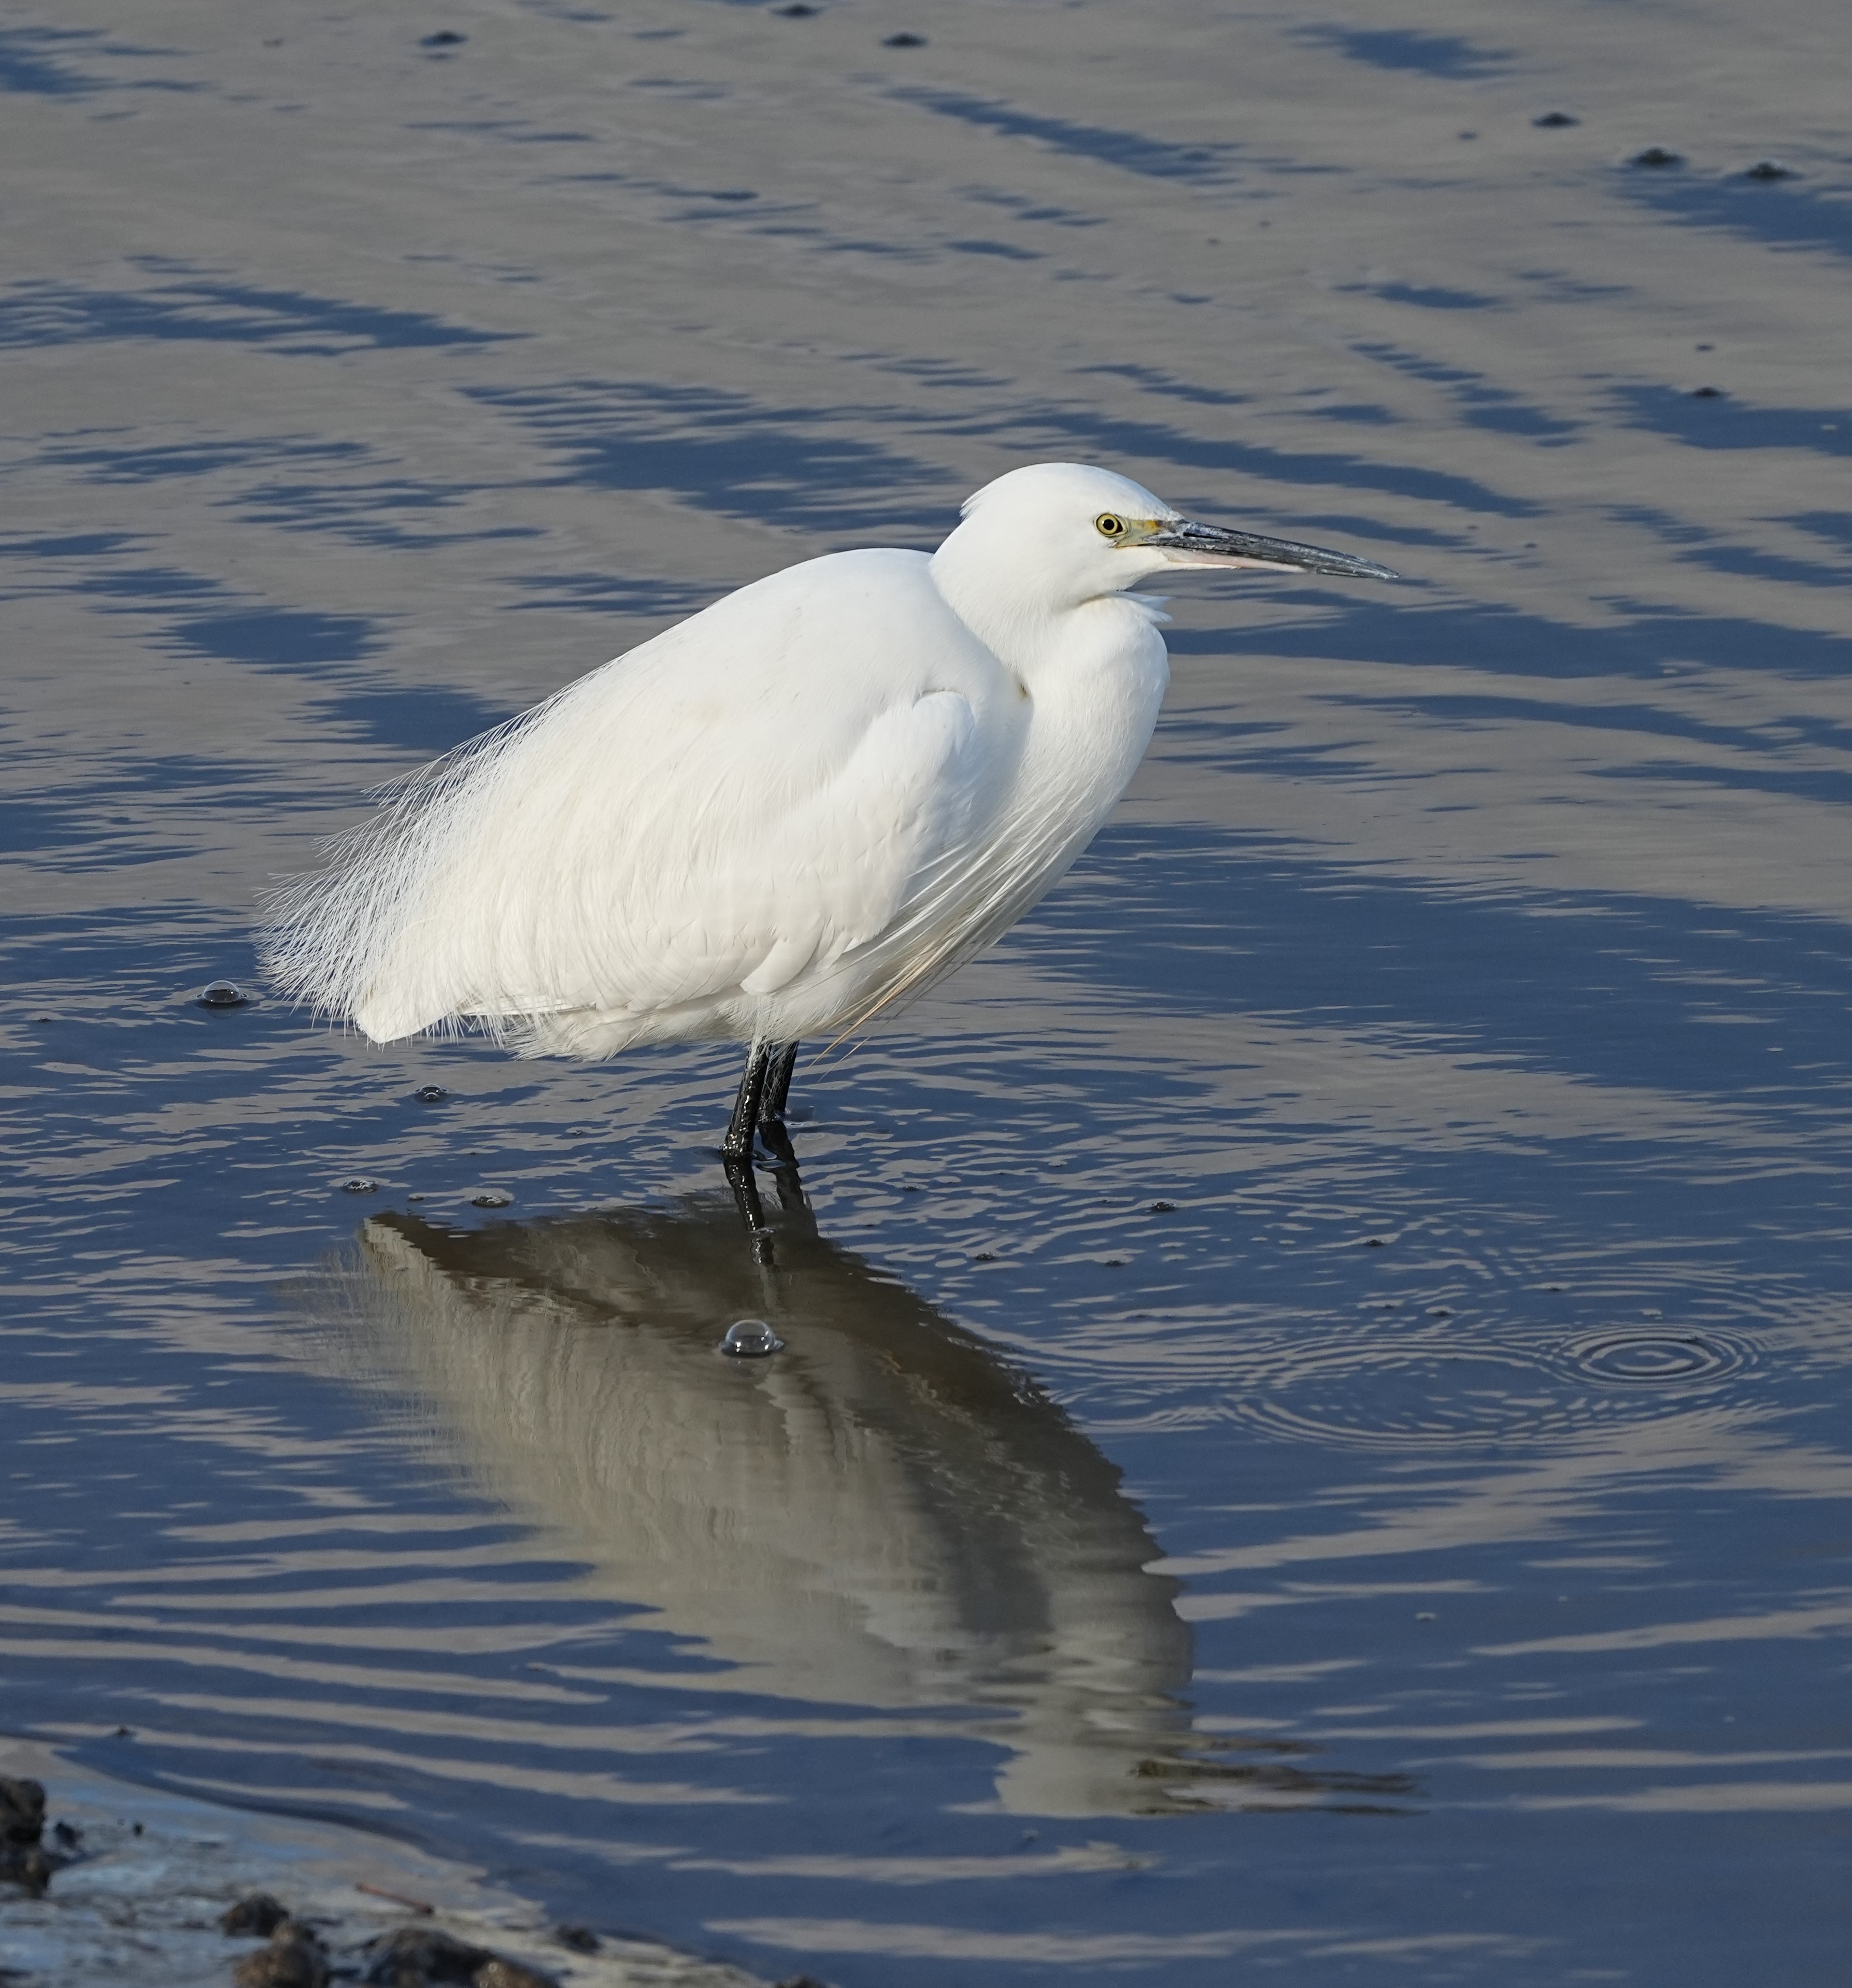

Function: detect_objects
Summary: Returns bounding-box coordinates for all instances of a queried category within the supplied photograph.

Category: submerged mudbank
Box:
[0,1737,776,1988]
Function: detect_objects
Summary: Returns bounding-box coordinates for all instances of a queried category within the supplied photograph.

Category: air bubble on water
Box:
[471,1189,512,1209]
[197,981,248,1008]
[720,1318,783,1357]
[415,1085,448,1102]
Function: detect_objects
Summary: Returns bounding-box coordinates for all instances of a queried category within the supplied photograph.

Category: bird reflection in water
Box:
[327,1188,1412,1817]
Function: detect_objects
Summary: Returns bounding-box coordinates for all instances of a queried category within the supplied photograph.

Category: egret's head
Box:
[934,461,1398,617]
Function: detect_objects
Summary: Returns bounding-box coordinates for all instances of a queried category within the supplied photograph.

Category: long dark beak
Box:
[1145,519,1400,582]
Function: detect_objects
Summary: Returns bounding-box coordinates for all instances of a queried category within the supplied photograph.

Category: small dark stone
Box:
[415,1084,449,1102]
[1149,1200,1176,1213]
[132,1821,143,1835]
[1690,385,1724,398]
[1744,159,1792,180]
[553,1924,600,1953]
[720,1318,783,1357]
[772,3,817,13]
[0,1777,45,1846]
[222,1891,290,1938]
[113,1726,132,1738]
[1631,145,1682,168]
[198,979,248,1008]
[343,1177,380,1194]
[421,30,467,46]
[471,1189,512,1209]
[236,1922,330,1988]
[0,1845,54,1897]
[476,1961,561,1988]
[362,1925,492,1984]
[1532,111,1578,127]
[1362,1236,1388,1247]
[973,1251,998,1262]
[882,31,927,46]
[51,1820,81,1849]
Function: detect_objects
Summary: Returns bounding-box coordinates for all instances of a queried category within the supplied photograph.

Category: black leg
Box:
[723,1152,773,1259]
[763,1041,800,1123]
[722,1040,772,1162]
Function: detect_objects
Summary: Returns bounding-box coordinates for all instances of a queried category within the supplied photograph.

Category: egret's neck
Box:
[929,530,1160,684]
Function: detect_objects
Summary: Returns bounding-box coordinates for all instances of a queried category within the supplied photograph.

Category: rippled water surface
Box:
[4,1,1851,1981]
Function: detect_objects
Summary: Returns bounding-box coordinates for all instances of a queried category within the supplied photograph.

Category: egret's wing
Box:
[262,551,1009,1044]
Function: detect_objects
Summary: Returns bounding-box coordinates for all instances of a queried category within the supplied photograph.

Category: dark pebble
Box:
[0,1844,54,1897]
[361,1924,492,1983]
[554,1924,600,1952]
[720,1318,783,1357]
[415,1085,448,1102]
[421,30,467,46]
[1631,145,1682,168]
[1532,111,1578,126]
[343,1177,380,1194]
[0,1776,45,1846]
[1744,159,1792,180]
[236,1921,330,1988]
[1690,385,1724,398]
[222,1892,291,1937]
[883,31,927,45]
[476,1962,561,1988]
[51,1820,81,1849]
[198,980,248,1008]
[471,1189,512,1209]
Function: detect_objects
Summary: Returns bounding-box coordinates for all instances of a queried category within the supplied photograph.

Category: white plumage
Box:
[262,462,1394,1116]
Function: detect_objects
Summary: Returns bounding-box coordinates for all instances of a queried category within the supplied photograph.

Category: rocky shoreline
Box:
[0,1736,794,1988]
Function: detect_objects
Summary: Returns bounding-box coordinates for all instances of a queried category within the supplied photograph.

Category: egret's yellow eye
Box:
[1095,513,1127,539]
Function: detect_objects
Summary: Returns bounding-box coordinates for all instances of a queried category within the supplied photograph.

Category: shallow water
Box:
[3,1,1851,1981]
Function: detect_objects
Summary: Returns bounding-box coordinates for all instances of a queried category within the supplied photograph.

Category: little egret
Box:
[262,462,1397,1161]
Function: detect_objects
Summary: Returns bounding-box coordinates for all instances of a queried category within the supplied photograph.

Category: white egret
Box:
[262,462,1397,1160]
